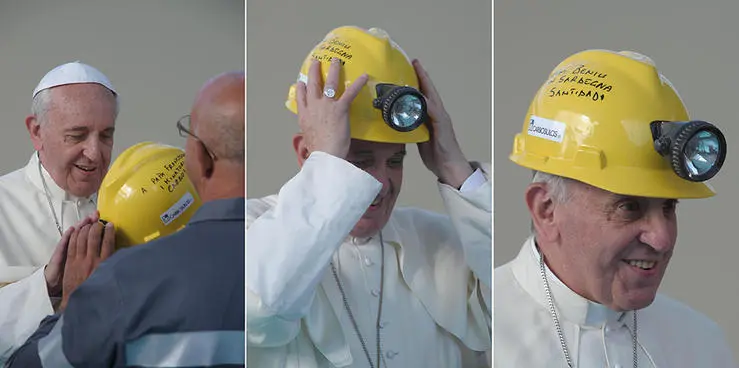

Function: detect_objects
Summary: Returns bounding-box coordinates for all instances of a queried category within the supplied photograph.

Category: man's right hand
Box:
[44,227,74,298]
[60,220,115,311]
[295,57,368,159]
[44,214,99,298]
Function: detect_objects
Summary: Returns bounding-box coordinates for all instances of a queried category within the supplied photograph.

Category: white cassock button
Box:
[364,257,373,266]
[371,289,380,297]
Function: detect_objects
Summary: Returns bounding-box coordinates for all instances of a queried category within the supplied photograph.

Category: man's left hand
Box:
[413,59,474,189]
[59,221,115,311]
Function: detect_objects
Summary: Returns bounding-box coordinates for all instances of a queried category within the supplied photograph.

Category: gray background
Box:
[246,0,492,212]
[0,0,244,172]
[495,0,739,356]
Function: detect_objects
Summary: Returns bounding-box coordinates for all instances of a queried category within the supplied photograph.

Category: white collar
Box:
[25,151,97,204]
[347,235,374,245]
[512,235,629,328]
[344,212,404,246]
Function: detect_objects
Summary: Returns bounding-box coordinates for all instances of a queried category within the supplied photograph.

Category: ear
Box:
[292,133,309,167]
[525,183,560,243]
[192,140,214,183]
[25,115,43,151]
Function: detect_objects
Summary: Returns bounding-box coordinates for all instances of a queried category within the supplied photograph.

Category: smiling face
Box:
[542,180,679,311]
[29,83,117,198]
[345,139,406,239]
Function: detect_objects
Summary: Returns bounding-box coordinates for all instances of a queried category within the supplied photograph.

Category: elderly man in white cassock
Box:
[0,61,118,363]
[247,26,492,368]
[495,49,736,367]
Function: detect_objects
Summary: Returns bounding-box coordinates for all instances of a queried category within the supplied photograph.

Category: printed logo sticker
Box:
[527,115,566,143]
[160,192,195,226]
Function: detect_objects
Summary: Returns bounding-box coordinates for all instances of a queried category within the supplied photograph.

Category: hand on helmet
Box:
[413,59,474,189]
[296,58,368,159]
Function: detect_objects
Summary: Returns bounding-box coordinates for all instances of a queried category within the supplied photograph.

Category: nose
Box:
[638,210,677,253]
[367,165,391,196]
[82,136,102,162]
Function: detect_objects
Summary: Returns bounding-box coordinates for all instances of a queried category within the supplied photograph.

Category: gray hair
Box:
[531,170,572,204]
[529,171,573,233]
[31,87,119,125]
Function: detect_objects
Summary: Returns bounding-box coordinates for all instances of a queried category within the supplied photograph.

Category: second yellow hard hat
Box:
[510,49,726,199]
[97,142,202,248]
[285,26,431,144]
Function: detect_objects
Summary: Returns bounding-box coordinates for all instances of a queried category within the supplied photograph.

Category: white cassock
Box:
[0,152,96,363]
[246,151,492,367]
[495,235,737,368]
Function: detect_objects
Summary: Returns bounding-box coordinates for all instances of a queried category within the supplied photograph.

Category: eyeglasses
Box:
[176,115,217,161]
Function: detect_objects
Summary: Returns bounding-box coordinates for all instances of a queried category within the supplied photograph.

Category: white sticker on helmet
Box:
[527,115,566,143]
[160,191,195,226]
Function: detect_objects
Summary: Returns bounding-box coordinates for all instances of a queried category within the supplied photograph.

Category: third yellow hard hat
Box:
[285,26,430,144]
[510,49,726,199]
[97,142,202,248]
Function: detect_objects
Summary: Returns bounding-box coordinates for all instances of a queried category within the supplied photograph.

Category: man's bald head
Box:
[190,71,245,163]
[185,71,245,201]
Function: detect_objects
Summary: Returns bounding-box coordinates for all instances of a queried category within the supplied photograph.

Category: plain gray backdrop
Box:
[246,0,492,213]
[495,0,739,357]
[0,0,244,172]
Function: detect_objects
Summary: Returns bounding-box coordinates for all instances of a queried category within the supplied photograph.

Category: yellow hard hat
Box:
[285,26,430,144]
[97,142,202,248]
[510,49,726,199]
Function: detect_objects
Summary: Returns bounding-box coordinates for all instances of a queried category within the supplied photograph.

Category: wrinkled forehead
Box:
[45,84,117,123]
[48,83,115,101]
[348,139,406,156]
[575,180,676,204]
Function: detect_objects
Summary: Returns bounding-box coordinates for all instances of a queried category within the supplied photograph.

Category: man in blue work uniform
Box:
[6,70,246,367]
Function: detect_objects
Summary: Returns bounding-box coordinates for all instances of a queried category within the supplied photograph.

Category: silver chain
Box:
[539,250,638,368]
[330,232,385,368]
[37,152,63,236]
[632,307,638,368]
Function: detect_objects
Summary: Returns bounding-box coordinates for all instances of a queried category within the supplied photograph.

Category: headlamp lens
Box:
[684,130,721,179]
[373,84,428,132]
[651,120,726,182]
[390,94,424,129]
